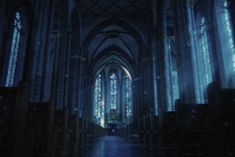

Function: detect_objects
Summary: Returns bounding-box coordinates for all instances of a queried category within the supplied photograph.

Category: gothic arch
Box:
[80,17,146,60]
[88,46,135,77]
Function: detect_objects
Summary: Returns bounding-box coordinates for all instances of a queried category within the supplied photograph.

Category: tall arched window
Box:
[124,75,132,119]
[224,0,235,71]
[197,17,212,103]
[171,71,179,105]
[214,0,235,87]
[94,74,105,127]
[110,73,117,110]
[200,17,212,84]
[167,36,179,111]
[5,11,22,87]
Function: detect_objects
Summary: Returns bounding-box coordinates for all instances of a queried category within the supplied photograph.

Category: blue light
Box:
[5,11,22,87]
[197,17,212,103]
[224,0,235,71]
[94,74,105,127]
[124,75,132,118]
[110,73,117,110]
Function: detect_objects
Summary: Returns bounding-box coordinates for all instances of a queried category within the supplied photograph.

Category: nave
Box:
[1,0,235,157]
[81,136,155,157]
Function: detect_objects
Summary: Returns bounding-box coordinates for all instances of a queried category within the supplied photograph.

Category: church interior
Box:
[0,0,235,157]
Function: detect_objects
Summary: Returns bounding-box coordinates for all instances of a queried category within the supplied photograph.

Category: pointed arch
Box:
[80,17,146,60]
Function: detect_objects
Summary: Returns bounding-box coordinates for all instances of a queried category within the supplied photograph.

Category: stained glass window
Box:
[5,12,22,87]
[124,75,132,118]
[94,74,105,127]
[110,73,117,110]
[224,0,235,71]
[172,71,179,105]
[200,17,212,85]
[198,17,212,103]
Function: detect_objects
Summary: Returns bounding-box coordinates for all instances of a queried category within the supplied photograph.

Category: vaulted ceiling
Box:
[87,24,138,61]
[77,0,149,17]
[72,0,148,78]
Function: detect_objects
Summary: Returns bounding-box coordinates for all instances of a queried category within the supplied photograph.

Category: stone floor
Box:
[82,136,155,157]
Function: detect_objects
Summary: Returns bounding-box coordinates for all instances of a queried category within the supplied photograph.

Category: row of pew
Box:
[0,88,19,157]
[0,87,104,157]
[1,86,235,157]
[138,89,235,157]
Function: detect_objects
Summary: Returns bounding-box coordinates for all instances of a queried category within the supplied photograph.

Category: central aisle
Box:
[82,136,155,157]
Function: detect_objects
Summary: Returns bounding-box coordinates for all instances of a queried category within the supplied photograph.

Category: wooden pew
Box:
[151,116,159,152]
[0,88,18,157]
[162,111,177,157]
[220,104,235,157]
[67,114,78,156]
[26,102,55,157]
[176,103,209,157]
[218,89,235,157]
